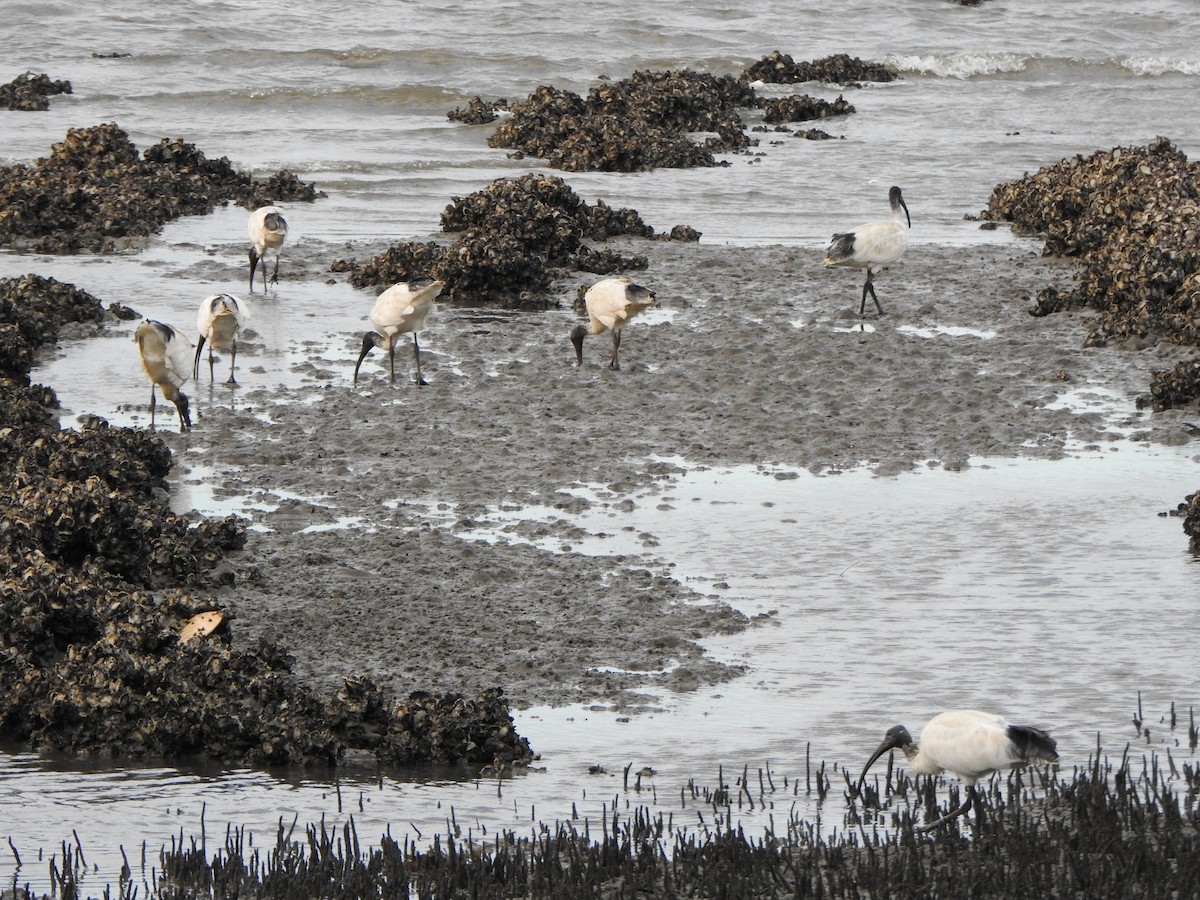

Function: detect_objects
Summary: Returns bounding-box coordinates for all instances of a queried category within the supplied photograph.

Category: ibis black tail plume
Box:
[1007,724,1058,764]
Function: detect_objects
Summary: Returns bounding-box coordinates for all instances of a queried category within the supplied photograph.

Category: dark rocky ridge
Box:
[0,123,324,253]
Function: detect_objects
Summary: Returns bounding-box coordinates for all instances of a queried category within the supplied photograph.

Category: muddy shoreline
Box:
[165,236,1198,714]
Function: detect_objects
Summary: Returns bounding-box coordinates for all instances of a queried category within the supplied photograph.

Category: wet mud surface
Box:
[174,235,1199,714]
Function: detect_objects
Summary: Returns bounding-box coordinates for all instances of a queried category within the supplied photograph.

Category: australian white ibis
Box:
[134,319,193,431]
[248,205,288,292]
[353,279,446,386]
[823,185,910,317]
[855,709,1058,832]
[570,275,657,370]
[193,293,246,384]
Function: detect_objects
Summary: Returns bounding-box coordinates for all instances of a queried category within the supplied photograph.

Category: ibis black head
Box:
[173,392,192,432]
[570,323,587,365]
[352,332,379,385]
[855,724,914,799]
[889,186,911,228]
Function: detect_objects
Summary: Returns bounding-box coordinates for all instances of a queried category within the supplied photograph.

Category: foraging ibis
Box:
[134,319,193,431]
[823,185,910,317]
[353,280,446,386]
[855,709,1058,831]
[247,205,288,292]
[570,276,657,370]
[194,293,246,384]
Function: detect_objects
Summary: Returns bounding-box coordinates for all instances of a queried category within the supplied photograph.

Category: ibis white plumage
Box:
[823,185,910,317]
[194,293,246,384]
[570,276,657,370]
[353,279,446,386]
[855,709,1058,831]
[135,319,193,431]
[247,205,288,292]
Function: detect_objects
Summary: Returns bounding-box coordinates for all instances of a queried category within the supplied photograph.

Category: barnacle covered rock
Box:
[743,51,898,86]
[448,96,506,125]
[0,123,324,253]
[984,137,1200,402]
[341,175,669,306]
[760,94,855,124]
[0,71,72,111]
[485,69,757,172]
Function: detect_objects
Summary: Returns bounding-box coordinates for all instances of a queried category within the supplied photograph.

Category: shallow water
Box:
[5,0,1200,894]
[4,449,1199,894]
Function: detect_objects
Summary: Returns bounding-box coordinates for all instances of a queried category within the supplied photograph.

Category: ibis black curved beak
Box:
[570,324,586,365]
[174,393,192,432]
[352,333,375,385]
[193,335,206,381]
[854,725,909,800]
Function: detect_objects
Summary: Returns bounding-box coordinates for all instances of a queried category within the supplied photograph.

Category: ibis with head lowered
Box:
[194,293,246,384]
[854,709,1058,831]
[353,280,446,386]
[570,275,657,370]
[135,319,193,431]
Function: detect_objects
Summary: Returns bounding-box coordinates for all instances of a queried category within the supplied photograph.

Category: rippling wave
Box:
[890,52,1200,80]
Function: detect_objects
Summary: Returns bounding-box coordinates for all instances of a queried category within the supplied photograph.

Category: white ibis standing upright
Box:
[194,293,246,384]
[353,280,446,386]
[134,319,193,431]
[247,205,288,292]
[855,709,1058,832]
[570,275,657,370]
[823,185,910,317]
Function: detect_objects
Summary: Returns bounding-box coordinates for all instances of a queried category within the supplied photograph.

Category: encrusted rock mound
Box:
[486,69,758,172]
[0,123,324,253]
[340,174,681,306]
[0,71,72,111]
[743,52,898,85]
[448,96,506,125]
[761,95,855,124]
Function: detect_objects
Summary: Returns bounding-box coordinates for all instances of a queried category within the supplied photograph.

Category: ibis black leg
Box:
[914,785,975,833]
[227,341,237,384]
[860,271,885,318]
[608,329,621,370]
[413,334,427,386]
[248,248,259,293]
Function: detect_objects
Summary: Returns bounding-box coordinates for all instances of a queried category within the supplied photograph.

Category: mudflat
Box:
[160,237,1198,714]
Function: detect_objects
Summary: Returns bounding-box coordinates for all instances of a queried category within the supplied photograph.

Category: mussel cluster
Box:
[742,51,899,86]
[1171,490,1200,553]
[448,95,506,125]
[0,123,323,253]
[467,60,872,173]
[0,275,532,767]
[0,71,72,111]
[487,69,758,172]
[340,174,679,306]
[983,137,1200,406]
[761,94,855,124]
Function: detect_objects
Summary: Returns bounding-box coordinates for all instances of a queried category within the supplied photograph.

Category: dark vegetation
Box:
[9,736,1200,899]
